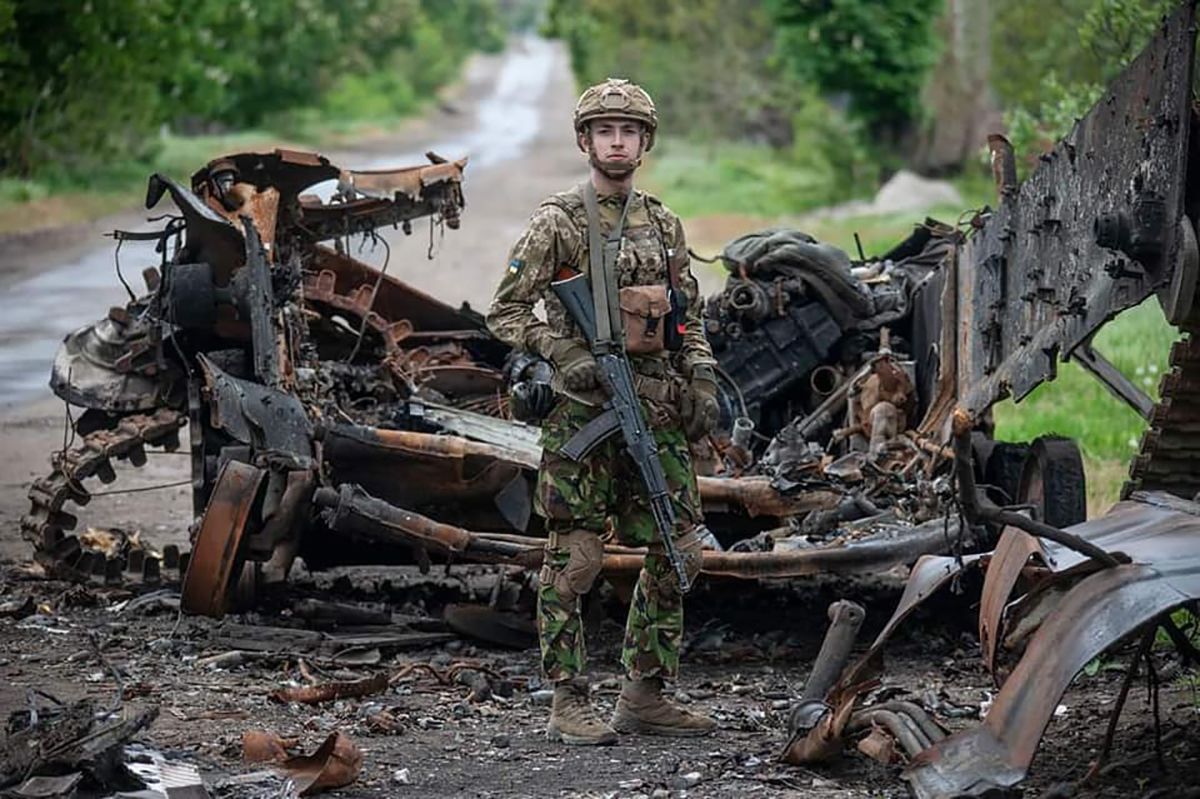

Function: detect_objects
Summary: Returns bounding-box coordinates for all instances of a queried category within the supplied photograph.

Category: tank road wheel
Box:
[1017,436,1087,528]
[983,441,1031,506]
[181,460,266,618]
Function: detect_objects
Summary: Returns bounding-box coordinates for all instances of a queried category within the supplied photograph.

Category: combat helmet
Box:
[573,78,658,151]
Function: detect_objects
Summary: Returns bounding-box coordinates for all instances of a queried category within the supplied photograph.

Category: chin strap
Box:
[586,139,642,179]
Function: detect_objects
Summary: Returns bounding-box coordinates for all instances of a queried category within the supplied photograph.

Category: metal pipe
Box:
[810,365,843,399]
[872,700,946,743]
[847,709,928,758]
[695,477,840,517]
[794,358,877,439]
[803,600,867,702]
[316,483,961,580]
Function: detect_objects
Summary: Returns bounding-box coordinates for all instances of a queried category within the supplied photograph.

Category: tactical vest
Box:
[540,185,688,400]
[540,187,684,316]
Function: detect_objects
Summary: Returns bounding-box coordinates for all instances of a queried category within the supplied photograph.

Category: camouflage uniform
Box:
[487,184,715,683]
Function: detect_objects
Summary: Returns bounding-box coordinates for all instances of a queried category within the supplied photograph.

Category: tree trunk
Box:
[913,0,1002,174]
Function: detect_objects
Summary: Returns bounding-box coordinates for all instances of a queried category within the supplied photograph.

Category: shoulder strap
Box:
[643,192,681,290]
[582,182,617,349]
[539,191,584,216]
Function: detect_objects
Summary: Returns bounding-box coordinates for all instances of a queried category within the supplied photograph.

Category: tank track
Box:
[21,407,189,583]
[1125,321,1200,500]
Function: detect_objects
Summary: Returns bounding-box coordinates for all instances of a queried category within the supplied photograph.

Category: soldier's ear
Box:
[576,128,591,154]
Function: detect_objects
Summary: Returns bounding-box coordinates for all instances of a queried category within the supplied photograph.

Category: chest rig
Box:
[542,183,686,355]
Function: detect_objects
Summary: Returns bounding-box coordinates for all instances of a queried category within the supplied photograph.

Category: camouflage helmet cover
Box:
[573,78,658,151]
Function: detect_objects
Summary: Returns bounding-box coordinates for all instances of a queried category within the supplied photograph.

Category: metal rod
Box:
[952,409,1121,567]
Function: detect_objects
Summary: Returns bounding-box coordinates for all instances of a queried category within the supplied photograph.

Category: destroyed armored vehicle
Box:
[23,135,1104,613]
[45,8,1200,617]
[774,5,1200,797]
[21,145,1014,609]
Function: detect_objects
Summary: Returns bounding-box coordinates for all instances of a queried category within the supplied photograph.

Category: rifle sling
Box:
[581,181,634,352]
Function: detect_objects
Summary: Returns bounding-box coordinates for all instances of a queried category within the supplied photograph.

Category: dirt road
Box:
[1,38,1197,799]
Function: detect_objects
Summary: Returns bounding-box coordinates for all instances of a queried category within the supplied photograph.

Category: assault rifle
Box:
[551,270,693,593]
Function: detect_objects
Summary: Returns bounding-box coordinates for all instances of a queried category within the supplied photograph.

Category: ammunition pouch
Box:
[619,285,671,355]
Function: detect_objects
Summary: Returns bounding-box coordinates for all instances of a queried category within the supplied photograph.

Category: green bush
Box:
[995,0,1175,167]
[546,0,793,145]
[767,0,943,137]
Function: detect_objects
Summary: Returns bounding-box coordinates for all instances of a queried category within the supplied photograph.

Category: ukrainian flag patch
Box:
[508,258,523,275]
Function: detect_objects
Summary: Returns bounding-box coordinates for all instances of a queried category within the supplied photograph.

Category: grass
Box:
[992,300,1176,515]
[644,141,864,220]
[647,140,1176,516]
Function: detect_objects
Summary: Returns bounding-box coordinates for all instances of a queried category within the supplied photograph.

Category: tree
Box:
[767,0,943,141]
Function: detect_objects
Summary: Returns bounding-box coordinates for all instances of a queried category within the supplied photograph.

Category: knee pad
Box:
[541,529,605,603]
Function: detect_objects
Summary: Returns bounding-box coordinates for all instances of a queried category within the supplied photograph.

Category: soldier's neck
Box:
[590,167,635,197]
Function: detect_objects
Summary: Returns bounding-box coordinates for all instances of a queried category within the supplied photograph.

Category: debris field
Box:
[6,4,1200,798]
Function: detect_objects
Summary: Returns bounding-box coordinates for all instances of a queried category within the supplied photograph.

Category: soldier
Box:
[487,78,720,745]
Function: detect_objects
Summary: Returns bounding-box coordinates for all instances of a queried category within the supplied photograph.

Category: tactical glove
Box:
[548,340,600,392]
[680,365,720,442]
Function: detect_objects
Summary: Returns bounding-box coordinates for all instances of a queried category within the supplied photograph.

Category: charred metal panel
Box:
[956,2,1196,415]
[199,355,313,457]
[145,174,245,279]
[307,246,490,334]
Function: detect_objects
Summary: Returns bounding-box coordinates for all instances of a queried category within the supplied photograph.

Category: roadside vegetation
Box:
[0,0,520,232]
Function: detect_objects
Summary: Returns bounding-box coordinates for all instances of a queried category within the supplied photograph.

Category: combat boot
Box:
[546,678,618,745]
[611,676,716,737]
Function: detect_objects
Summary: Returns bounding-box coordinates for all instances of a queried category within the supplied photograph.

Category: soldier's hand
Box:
[557,345,600,392]
[681,365,720,442]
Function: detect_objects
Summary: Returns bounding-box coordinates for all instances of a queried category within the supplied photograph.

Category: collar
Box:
[597,189,638,207]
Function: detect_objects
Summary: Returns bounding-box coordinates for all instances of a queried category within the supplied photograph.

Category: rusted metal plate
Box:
[306,246,485,333]
[181,460,266,618]
[338,158,468,201]
[192,149,339,203]
[905,555,1200,798]
[832,490,1200,798]
[956,2,1196,416]
[978,527,1048,677]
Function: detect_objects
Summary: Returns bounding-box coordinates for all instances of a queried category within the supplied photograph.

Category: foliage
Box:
[546,0,884,215]
[1004,76,1103,170]
[993,300,1175,462]
[545,0,798,146]
[0,0,504,180]
[996,0,1175,165]
[767,0,943,137]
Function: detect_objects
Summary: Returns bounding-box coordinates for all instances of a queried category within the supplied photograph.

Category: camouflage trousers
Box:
[534,397,702,683]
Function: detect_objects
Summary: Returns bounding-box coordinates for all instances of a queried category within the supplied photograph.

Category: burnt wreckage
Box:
[25,153,1012,600]
[21,2,1200,791]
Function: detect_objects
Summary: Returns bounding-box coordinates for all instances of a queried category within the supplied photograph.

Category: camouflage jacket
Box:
[487,182,715,405]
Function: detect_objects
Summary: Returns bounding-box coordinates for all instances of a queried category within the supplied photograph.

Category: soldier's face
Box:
[584,119,646,164]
